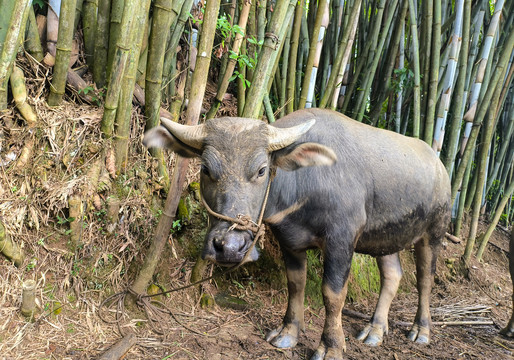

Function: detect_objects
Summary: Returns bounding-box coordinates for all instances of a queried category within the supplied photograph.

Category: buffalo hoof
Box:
[310,341,343,360]
[407,323,430,344]
[500,324,514,338]
[356,323,387,346]
[265,323,299,349]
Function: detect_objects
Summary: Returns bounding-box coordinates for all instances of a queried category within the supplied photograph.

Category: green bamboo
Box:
[242,0,296,119]
[74,0,84,31]
[82,0,98,70]
[25,7,44,62]
[423,0,441,146]
[419,0,433,139]
[319,0,362,110]
[462,24,514,263]
[185,0,221,124]
[162,0,191,98]
[476,171,514,261]
[48,0,79,106]
[218,0,237,79]
[101,0,138,136]
[366,0,408,124]
[279,22,292,117]
[245,0,256,83]
[0,0,30,110]
[285,0,304,114]
[407,0,421,138]
[114,0,150,171]
[237,40,247,116]
[451,0,508,205]
[454,154,473,238]
[93,0,111,88]
[297,0,329,109]
[145,0,174,130]
[257,0,267,44]
[442,0,471,174]
[205,0,251,119]
[355,0,398,123]
[487,109,514,193]
[106,0,124,82]
[132,0,221,295]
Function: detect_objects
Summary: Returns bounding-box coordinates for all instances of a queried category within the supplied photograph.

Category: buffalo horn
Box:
[159,117,206,150]
[267,119,316,151]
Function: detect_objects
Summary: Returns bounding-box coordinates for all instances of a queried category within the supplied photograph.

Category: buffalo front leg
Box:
[408,237,439,344]
[357,253,403,346]
[310,250,351,360]
[266,250,306,348]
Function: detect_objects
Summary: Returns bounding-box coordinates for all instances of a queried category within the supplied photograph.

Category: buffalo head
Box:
[143,116,336,265]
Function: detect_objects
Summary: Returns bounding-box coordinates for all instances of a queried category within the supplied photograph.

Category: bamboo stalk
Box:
[48,0,79,106]
[82,0,97,70]
[145,0,175,130]
[319,0,362,110]
[21,280,36,319]
[423,0,441,146]
[93,0,111,88]
[451,0,508,206]
[132,0,221,295]
[114,0,151,171]
[25,7,44,62]
[101,0,138,137]
[242,0,296,118]
[442,0,471,175]
[285,0,304,114]
[0,0,31,110]
[407,0,421,138]
[205,0,251,119]
[431,0,464,153]
[162,0,191,99]
[476,174,514,261]
[106,0,124,82]
[355,0,398,123]
[462,23,514,263]
[297,0,329,109]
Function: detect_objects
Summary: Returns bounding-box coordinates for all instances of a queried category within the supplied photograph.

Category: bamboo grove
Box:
[0,0,513,287]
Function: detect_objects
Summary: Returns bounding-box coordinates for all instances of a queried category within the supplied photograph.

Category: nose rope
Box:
[98,167,277,335]
[200,166,276,256]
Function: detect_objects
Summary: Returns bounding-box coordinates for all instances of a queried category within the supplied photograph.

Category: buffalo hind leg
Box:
[408,236,439,343]
[266,250,306,348]
[357,253,403,346]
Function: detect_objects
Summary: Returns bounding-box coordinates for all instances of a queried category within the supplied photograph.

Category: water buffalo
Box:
[501,229,514,337]
[143,108,451,360]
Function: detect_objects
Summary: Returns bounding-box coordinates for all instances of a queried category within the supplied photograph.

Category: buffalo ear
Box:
[143,126,201,158]
[273,142,337,171]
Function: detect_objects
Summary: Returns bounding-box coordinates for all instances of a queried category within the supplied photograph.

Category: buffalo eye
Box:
[258,166,267,177]
[201,164,210,177]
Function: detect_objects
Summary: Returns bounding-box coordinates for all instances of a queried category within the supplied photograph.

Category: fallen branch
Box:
[445,232,462,244]
[98,333,137,360]
[343,308,494,327]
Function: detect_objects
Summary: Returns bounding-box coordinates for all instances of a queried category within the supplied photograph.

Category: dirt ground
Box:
[0,220,513,360]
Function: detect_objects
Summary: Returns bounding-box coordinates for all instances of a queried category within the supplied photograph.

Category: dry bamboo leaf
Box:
[106,148,116,179]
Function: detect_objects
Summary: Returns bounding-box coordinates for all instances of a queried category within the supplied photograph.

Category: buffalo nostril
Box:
[213,237,225,252]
